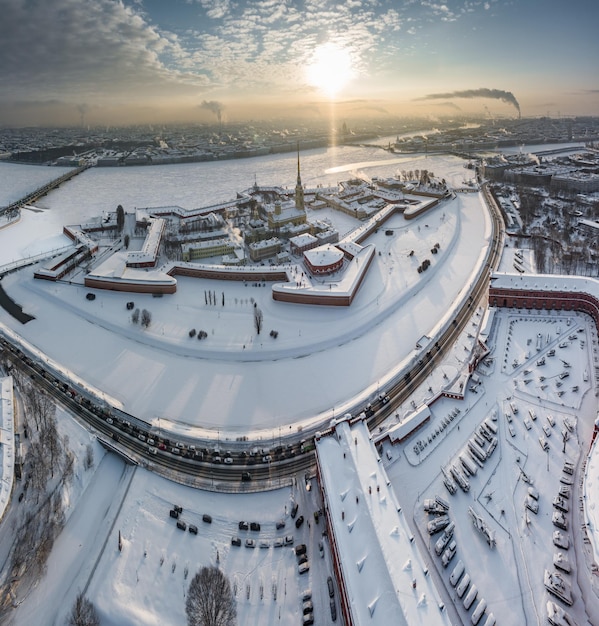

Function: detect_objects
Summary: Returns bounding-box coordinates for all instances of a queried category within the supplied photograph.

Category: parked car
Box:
[298,560,310,574]
[245,539,255,548]
[295,515,304,529]
[295,544,307,557]
[238,521,249,531]
[231,537,241,547]
[327,576,335,597]
[250,521,261,532]
[291,502,299,518]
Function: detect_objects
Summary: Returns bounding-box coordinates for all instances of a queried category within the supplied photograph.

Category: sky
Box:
[0,0,598,127]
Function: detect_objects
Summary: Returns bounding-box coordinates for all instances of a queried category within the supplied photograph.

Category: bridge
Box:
[0,164,91,218]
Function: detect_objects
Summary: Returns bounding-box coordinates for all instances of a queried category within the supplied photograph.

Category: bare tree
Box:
[131,308,140,324]
[253,304,263,335]
[83,444,94,470]
[141,309,152,328]
[186,567,236,626]
[68,592,100,626]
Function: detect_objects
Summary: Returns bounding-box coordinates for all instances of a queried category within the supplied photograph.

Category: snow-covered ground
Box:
[1,151,598,625]
[0,187,490,440]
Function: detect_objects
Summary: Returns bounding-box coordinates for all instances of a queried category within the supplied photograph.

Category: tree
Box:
[131,308,140,324]
[141,309,152,328]
[186,566,236,626]
[68,593,100,626]
[123,234,130,249]
[253,304,263,335]
[116,205,125,232]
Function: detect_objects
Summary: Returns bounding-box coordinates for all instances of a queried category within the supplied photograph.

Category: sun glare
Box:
[306,43,354,99]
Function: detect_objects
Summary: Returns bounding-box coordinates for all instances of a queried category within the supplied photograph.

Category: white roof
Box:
[491,272,599,296]
[316,419,452,626]
[303,244,344,267]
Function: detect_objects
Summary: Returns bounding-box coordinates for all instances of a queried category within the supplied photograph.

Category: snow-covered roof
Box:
[303,244,344,268]
[491,272,599,296]
[316,419,452,626]
[126,217,165,266]
[0,376,15,520]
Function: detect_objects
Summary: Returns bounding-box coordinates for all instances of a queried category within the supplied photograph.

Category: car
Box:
[456,573,471,599]
[539,436,549,451]
[543,425,552,437]
[449,560,465,586]
[238,521,249,531]
[224,456,233,464]
[148,446,157,455]
[276,520,285,530]
[291,503,299,518]
[302,614,314,626]
[427,514,450,535]
[259,539,270,549]
[295,544,307,557]
[245,539,255,548]
[284,535,294,545]
[298,561,310,574]
[188,524,198,535]
[295,515,304,529]
[327,576,335,597]
[241,472,252,482]
[553,531,569,550]
[302,589,312,602]
[525,496,539,514]
[552,511,568,530]
[298,554,308,565]
[176,520,187,531]
[169,509,179,519]
[262,455,272,463]
[274,538,284,548]
[250,521,261,532]
[441,540,457,567]
[231,537,241,547]
[330,598,337,622]
[202,514,212,524]
[302,600,313,615]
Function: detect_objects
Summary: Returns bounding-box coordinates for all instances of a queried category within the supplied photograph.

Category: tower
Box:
[295,143,305,212]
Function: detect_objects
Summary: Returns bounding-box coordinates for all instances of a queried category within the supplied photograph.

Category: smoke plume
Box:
[200,100,224,124]
[415,88,520,117]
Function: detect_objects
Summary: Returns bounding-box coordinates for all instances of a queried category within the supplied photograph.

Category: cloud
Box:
[415,88,520,115]
[0,0,201,105]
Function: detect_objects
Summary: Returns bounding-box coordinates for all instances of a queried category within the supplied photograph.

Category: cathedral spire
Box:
[295,142,305,211]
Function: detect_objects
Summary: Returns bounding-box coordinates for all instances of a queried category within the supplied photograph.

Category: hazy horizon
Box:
[1,0,598,127]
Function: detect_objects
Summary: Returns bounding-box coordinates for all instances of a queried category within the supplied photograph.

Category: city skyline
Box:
[1,0,598,127]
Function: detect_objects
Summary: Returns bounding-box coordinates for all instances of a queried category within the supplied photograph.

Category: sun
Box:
[306,43,355,99]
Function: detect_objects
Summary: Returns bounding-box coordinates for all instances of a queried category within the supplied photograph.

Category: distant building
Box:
[181,238,238,261]
[289,233,318,255]
[248,237,282,261]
